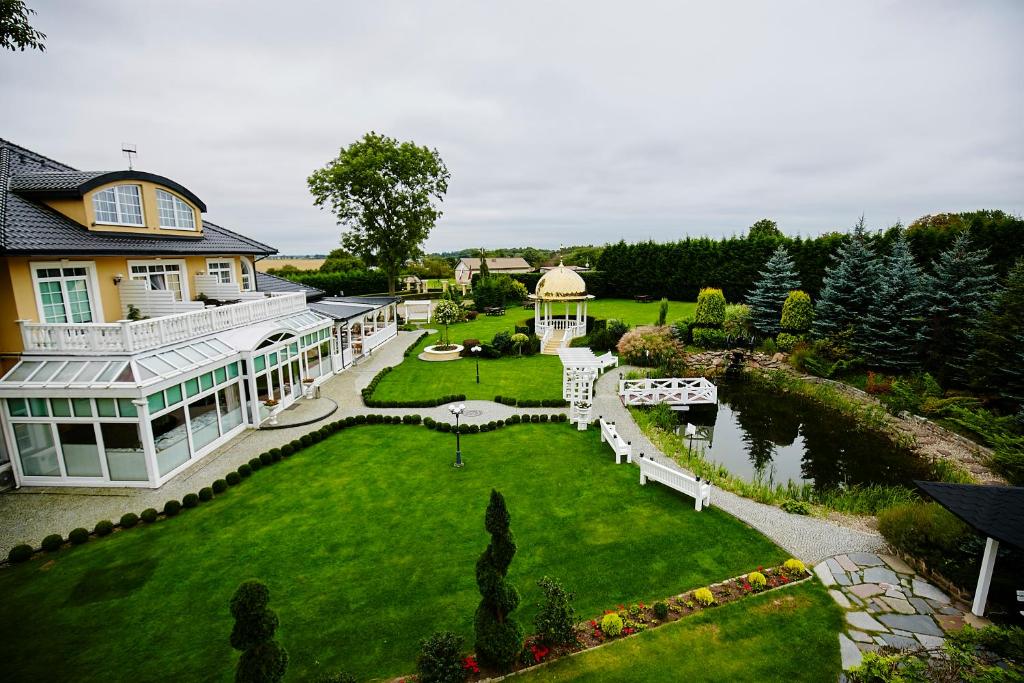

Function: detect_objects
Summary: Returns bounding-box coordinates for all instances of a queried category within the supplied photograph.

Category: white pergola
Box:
[557,348,617,429]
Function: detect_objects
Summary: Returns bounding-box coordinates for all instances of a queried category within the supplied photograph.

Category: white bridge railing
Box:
[638,455,712,511]
[20,292,307,354]
[619,377,717,407]
[598,417,632,463]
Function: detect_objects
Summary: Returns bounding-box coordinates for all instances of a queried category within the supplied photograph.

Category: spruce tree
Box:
[474,489,522,670]
[812,217,880,353]
[230,580,288,683]
[970,258,1024,407]
[860,232,926,371]
[747,245,800,336]
[919,231,997,386]
[478,248,490,280]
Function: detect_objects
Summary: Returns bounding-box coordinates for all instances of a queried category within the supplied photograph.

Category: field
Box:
[256,257,326,272]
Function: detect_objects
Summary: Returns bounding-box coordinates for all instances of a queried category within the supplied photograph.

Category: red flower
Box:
[639,602,645,609]
[463,656,480,673]
[618,604,624,610]
[590,619,597,627]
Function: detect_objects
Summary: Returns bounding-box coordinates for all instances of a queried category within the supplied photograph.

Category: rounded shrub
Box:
[780,499,812,515]
[182,493,199,508]
[248,457,262,471]
[747,571,767,590]
[94,520,114,536]
[780,289,813,333]
[509,414,521,425]
[163,499,182,517]
[653,601,670,620]
[69,527,90,545]
[41,534,63,552]
[212,478,228,494]
[531,414,540,423]
[775,332,803,353]
[693,587,715,606]
[8,543,33,563]
[140,508,159,523]
[783,558,807,575]
[539,414,549,423]
[355,414,367,424]
[415,630,465,683]
[468,424,479,434]
[600,612,623,637]
[319,426,330,438]
[198,487,214,502]
[259,452,273,466]
[269,448,282,461]
[228,469,244,484]
[695,287,726,325]
[281,443,295,456]
[120,512,140,528]
[300,435,313,447]
[289,439,303,451]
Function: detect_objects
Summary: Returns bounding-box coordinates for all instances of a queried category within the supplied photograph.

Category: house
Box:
[0,139,396,490]
[453,257,533,285]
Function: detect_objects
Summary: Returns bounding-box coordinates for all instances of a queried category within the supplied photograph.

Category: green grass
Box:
[0,424,786,682]
[515,579,843,682]
[587,298,696,327]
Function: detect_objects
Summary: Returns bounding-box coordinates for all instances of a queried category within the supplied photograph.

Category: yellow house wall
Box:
[0,254,245,357]
[43,180,203,237]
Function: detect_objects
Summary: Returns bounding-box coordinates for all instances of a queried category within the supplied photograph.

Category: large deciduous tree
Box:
[1,0,46,52]
[919,231,997,386]
[308,132,450,295]
[860,232,926,371]
[747,245,801,336]
[812,217,880,353]
[474,489,522,670]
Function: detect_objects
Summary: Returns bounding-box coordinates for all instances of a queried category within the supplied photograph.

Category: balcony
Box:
[19,292,308,355]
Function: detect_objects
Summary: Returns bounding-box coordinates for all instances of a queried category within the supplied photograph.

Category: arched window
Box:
[240,258,254,291]
[156,189,196,230]
[92,185,143,226]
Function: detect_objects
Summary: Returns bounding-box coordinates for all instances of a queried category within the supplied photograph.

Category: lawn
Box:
[516,579,843,682]
[373,298,696,403]
[0,423,787,682]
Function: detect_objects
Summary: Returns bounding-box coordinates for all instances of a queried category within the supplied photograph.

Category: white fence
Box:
[194,274,265,302]
[598,417,632,463]
[638,455,712,511]
[20,292,308,354]
[619,377,717,407]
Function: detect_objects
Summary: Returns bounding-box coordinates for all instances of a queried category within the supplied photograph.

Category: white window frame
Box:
[127,259,190,302]
[91,184,145,227]
[29,260,105,324]
[239,256,255,291]
[155,189,197,231]
[206,258,235,285]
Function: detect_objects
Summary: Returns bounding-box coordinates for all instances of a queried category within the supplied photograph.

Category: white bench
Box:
[638,455,712,511]
[598,417,632,464]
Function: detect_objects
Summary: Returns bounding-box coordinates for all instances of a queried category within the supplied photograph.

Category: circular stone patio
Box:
[815,552,991,673]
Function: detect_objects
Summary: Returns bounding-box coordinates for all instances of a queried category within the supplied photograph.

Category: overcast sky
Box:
[2,1,1022,254]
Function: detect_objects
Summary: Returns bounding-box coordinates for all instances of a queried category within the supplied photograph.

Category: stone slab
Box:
[863,567,900,585]
[814,561,836,587]
[909,597,933,615]
[847,593,865,607]
[912,579,950,604]
[848,630,873,643]
[847,611,888,632]
[915,634,945,649]
[881,597,917,615]
[848,552,884,566]
[878,614,944,637]
[829,589,851,609]
[827,558,851,586]
[849,583,884,599]
[835,554,859,572]
[936,614,964,632]
[839,634,863,670]
[880,554,915,575]
[964,613,992,629]
[857,643,880,653]
[885,588,907,599]
[880,633,920,650]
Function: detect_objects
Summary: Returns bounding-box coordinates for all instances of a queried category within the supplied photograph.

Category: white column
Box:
[972,536,999,616]
[134,398,160,488]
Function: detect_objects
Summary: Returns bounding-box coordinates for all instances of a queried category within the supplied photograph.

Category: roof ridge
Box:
[0,138,78,172]
[202,218,277,254]
[0,145,9,249]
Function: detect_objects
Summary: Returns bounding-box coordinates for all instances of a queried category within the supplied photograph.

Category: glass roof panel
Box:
[30,361,66,383]
[159,350,191,367]
[54,361,88,382]
[139,355,175,374]
[74,360,110,383]
[113,363,135,383]
[5,361,43,382]
[96,361,127,382]
[135,363,157,381]
[176,346,204,362]
[193,341,222,358]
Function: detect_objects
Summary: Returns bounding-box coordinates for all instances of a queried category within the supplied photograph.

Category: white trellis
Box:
[557,348,618,429]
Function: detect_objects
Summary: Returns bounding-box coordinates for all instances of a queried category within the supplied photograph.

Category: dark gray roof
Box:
[326,295,400,306]
[308,296,397,321]
[11,169,208,211]
[9,170,105,191]
[0,138,273,256]
[915,481,1024,549]
[256,271,325,300]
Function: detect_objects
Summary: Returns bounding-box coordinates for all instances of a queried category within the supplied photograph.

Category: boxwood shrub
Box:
[248,457,262,471]
[212,478,228,494]
[281,443,295,456]
[259,452,273,466]
[227,471,242,485]
[182,493,199,508]
[300,434,314,447]
[540,414,549,423]
[468,424,479,434]
[439,422,452,433]
[41,534,63,552]
[531,414,541,423]
[8,543,33,563]
[140,508,159,523]
[355,415,367,424]
[198,487,214,502]
[269,447,282,461]
[120,512,140,528]
[164,500,182,516]
[94,520,114,536]
[289,439,302,451]
[508,414,521,424]
[68,527,90,545]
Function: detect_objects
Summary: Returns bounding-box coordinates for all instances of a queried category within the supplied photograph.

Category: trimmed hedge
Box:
[41,534,63,552]
[69,527,90,545]
[249,457,263,471]
[141,508,158,523]
[94,520,114,537]
[182,493,199,508]
[120,512,140,528]
[212,478,228,494]
[8,544,33,563]
[199,487,214,502]
[163,500,182,517]
[226,471,242,485]
[259,452,273,466]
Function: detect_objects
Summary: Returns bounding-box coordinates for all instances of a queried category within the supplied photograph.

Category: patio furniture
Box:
[484,306,505,316]
[634,294,653,303]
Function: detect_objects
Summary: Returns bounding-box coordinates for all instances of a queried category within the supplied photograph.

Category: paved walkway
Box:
[592,368,885,564]
[815,552,988,672]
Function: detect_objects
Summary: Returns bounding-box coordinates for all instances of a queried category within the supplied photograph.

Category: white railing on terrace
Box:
[20,292,307,355]
[361,323,398,352]
[618,377,718,407]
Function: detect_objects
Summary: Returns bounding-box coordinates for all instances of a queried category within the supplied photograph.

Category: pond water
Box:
[670,381,930,491]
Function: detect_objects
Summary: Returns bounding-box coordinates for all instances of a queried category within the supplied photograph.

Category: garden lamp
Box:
[449,403,466,467]
[472,345,482,383]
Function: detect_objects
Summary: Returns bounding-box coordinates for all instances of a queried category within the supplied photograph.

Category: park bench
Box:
[598,417,632,463]
[634,294,652,303]
[637,454,712,511]
[484,306,506,316]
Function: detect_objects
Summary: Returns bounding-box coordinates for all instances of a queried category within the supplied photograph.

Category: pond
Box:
[670,381,930,491]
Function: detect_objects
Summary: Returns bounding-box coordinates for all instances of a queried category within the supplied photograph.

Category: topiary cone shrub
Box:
[230,579,288,683]
[474,489,523,670]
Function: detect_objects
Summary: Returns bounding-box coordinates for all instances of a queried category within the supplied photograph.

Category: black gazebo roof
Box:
[914,481,1024,550]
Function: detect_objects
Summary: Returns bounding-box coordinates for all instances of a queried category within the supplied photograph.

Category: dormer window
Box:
[156,189,196,230]
[92,185,143,226]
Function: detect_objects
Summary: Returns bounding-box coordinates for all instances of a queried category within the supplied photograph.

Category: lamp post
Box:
[449,403,466,467]
[472,345,482,384]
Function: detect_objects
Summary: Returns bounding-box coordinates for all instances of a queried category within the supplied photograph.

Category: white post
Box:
[972,536,999,616]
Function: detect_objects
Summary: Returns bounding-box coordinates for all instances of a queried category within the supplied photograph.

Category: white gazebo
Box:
[531,261,594,353]
[557,347,618,429]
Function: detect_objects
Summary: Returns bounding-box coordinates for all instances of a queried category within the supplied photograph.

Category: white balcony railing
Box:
[20,292,308,355]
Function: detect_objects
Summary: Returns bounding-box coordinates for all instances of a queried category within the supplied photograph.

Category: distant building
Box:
[454,257,533,285]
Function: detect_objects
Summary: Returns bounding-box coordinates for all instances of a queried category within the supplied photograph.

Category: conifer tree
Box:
[230,580,288,683]
[747,245,801,336]
[474,489,522,670]
[919,231,997,386]
[970,258,1024,407]
[812,217,880,352]
[860,232,926,371]
[478,248,490,280]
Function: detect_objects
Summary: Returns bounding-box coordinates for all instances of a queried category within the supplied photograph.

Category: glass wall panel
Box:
[153,407,189,476]
[51,398,72,417]
[57,423,102,477]
[72,398,93,417]
[7,397,27,417]
[29,397,49,417]
[305,345,321,378]
[102,423,148,481]
[218,383,243,432]
[319,341,333,374]
[117,398,138,417]
[290,360,301,396]
[188,393,219,452]
[255,374,270,422]
[14,423,59,476]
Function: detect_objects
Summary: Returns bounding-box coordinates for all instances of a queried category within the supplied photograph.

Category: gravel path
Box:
[593,368,884,564]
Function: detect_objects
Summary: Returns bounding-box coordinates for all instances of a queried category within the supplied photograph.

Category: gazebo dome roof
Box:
[533,261,591,301]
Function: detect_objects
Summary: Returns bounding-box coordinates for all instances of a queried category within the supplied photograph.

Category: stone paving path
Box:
[592,367,885,564]
[814,552,989,672]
